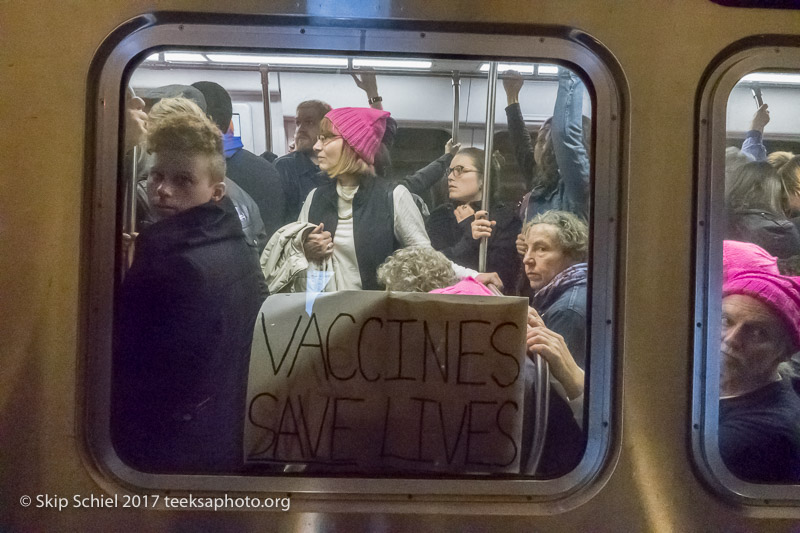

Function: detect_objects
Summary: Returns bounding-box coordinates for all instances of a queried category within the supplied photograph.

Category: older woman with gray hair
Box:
[522,209,589,380]
[518,209,589,477]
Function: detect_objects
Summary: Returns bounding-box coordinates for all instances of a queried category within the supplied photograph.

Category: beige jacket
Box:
[259,222,334,294]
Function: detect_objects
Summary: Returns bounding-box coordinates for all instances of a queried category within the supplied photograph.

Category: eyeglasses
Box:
[317,134,342,146]
[445,165,479,178]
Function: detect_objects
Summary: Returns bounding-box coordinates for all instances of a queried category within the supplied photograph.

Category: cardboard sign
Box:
[245,291,528,474]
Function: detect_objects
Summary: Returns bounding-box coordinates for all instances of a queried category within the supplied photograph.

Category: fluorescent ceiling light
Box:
[537,64,559,75]
[144,53,160,62]
[740,72,800,85]
[479,63,535,74]
[206,54,347,67]
[163,52,208,62]
[353,58,432,69]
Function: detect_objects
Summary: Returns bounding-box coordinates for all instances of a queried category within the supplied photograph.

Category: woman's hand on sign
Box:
[475,271,503,291]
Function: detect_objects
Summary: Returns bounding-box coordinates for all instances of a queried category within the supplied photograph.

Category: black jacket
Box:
[726,208,800,259]
[399,153,452,197]
[505,102,537,190]
[720,380,800,483]
[426,202,522,293]
[136,178,267,254]
[226,148,285,240]
[112,197,268,473]
[307,175,398,290]
[275,151,329,224]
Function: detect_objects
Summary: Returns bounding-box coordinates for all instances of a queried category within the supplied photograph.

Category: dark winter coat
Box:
[426,202,522,294]
[112,196,268,473]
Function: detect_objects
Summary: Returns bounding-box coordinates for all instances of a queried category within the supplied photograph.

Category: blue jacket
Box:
[507,68,590,222]
[536,282,588,370]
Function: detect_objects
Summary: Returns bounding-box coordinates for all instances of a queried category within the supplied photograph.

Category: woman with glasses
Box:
[426,147,522,293]
[297,107,502,291]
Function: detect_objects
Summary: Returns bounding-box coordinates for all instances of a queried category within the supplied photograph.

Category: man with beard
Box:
[275,100,334,224]
[719,267,800,483]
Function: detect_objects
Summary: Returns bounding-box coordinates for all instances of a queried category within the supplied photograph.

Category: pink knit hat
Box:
[723,269,800,351]
[325,107,390,165]
[429,277,494,296]
[722,240,779,284]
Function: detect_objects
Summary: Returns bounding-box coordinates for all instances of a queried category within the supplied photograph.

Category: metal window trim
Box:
[81,13,626,513]
[693,37,800,510]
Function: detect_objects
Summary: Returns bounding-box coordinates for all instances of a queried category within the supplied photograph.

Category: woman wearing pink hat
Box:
[298,107,502,291]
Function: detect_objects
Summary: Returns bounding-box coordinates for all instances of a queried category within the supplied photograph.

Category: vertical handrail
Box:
[451,71,461,144]
[528,349,551,475]
[478,62,498,272]
[123,145,139,272]
[260,66,273,153]
[485,282,551,475]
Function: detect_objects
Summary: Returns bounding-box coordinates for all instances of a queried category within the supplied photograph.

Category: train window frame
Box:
[710,1,800,10]
[82,14,625,512]
[694,37,800,507]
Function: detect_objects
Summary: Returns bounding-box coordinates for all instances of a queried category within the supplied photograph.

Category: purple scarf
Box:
[532,262,588,312]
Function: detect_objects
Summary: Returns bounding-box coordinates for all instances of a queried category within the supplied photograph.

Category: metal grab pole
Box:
[451,71,461,144]
[528,351,551,475]
[260,66,273,153]
[123,145,139,272]
[478,62,498,272]
[486,277,550,475]
[477,63,552,474]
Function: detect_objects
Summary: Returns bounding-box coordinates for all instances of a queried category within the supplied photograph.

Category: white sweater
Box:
[299,184,477,290]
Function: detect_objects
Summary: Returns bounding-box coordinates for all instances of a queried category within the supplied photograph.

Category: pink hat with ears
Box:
[722,240,780,284]
[325,107,390,165]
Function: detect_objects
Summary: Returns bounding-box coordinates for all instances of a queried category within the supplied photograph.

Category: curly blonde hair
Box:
[376,247,458,292]
[146,97,226,183]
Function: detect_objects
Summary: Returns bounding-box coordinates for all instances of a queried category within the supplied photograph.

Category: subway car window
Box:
[119,52,592,478]
[696,59,800,504]
[720,72,800,484]
[88,21,622,501]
